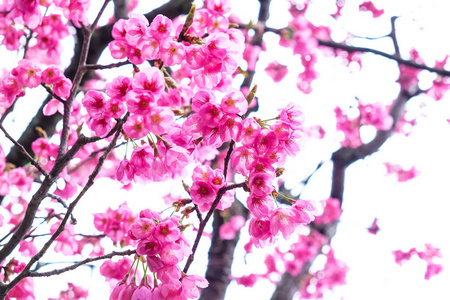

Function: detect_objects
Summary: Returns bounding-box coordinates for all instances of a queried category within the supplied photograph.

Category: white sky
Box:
[2,0,450,299]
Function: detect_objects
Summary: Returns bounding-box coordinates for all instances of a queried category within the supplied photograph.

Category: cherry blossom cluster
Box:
[2,0,90,31]
[0,145,33,196]
[189,165,234,212]
[299,248,348,299]
[26,14,72,65]
[108,10,244,89]
[219,215,246,240]
[0,59,72,113]
[101,7,248,185]
[393,244,443,280]
[334,102,393,148]
[218,103,317,246]
[278,2,330,94]
[0,259,34,300]
[107,208,208,299]
[48,283,88,300]
[94,204,137,246]
[314,197,342,225]
[233,229,348,298]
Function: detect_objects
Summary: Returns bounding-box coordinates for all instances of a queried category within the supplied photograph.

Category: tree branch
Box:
[1,113,128,297]
[200,200,249,300]
[317,39,450,77]
[5,0,192,168]
[271,85,415,300]
[28,249,136,277]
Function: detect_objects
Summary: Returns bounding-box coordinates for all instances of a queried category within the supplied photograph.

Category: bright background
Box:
[2,0,450,299]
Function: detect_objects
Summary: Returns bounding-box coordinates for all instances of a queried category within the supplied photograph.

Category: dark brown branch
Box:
[317,39,450,77]
[271,86,415,300]
[200,1,272,299]
[1,113,127,297]
[0,124,49,177]
[183,181,247,274]
[46,193,77,224]
[0,99,17,124]
[200,200,249,300]
[84,60,130,70]
[113,0,128,20]
[5,0,192,169]
[389,16,400,57]
[40,83,66,103]
[28,249,136,277]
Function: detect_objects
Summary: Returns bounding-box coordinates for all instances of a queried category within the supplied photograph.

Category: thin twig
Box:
[183,182,246,273]
[28,249,136,277]
[0,124,49,177]
[3,112,128,294]
[84,60,130,70]
[40,83,66,103]
[0,99,18,124]
[262,25,450,77]
[47,193,77,224]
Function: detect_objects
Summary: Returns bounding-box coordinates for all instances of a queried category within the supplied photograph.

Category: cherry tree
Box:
[0,0,448,299]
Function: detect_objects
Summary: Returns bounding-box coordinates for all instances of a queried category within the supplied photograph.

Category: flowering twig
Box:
[28,249,136,277]
[1,111,127,296]
[84,60,131,70]
[40,83,66,103]
[183,182,246,273]
[46,193,77,224]
[0,123,49,177]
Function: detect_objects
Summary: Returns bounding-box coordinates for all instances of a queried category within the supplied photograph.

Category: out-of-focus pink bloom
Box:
[100,258,132,281]
[384,162,419,182]
[425,263,443,280]
[269,207,303,239]
[265,61,288,82]
[314,197,342,224]
[359,1,384,18]
[367,218,380,235]
[232,274,260,287]
[18,240,37,257]
[219,215,246,240]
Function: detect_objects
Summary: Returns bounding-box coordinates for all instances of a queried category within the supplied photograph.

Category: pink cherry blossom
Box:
[314,197,342,224]
[149,14,173,40]
[181,274,209,299]
[270,207,303,239]
[125,14,149,46]
[191,181,217,208]
[105,76,132,100]
[154,219,181,243]
[219,215,246,240]
[246,194,274,218]
[41,67,63,84]
[359,1,384,18]
[132,67,164,96]
[53,77,72,99]
[11,59,41,88]
[265,61,288,82]
[160,40,186,66]
[220,89,247,115]
[146,107,174,135]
